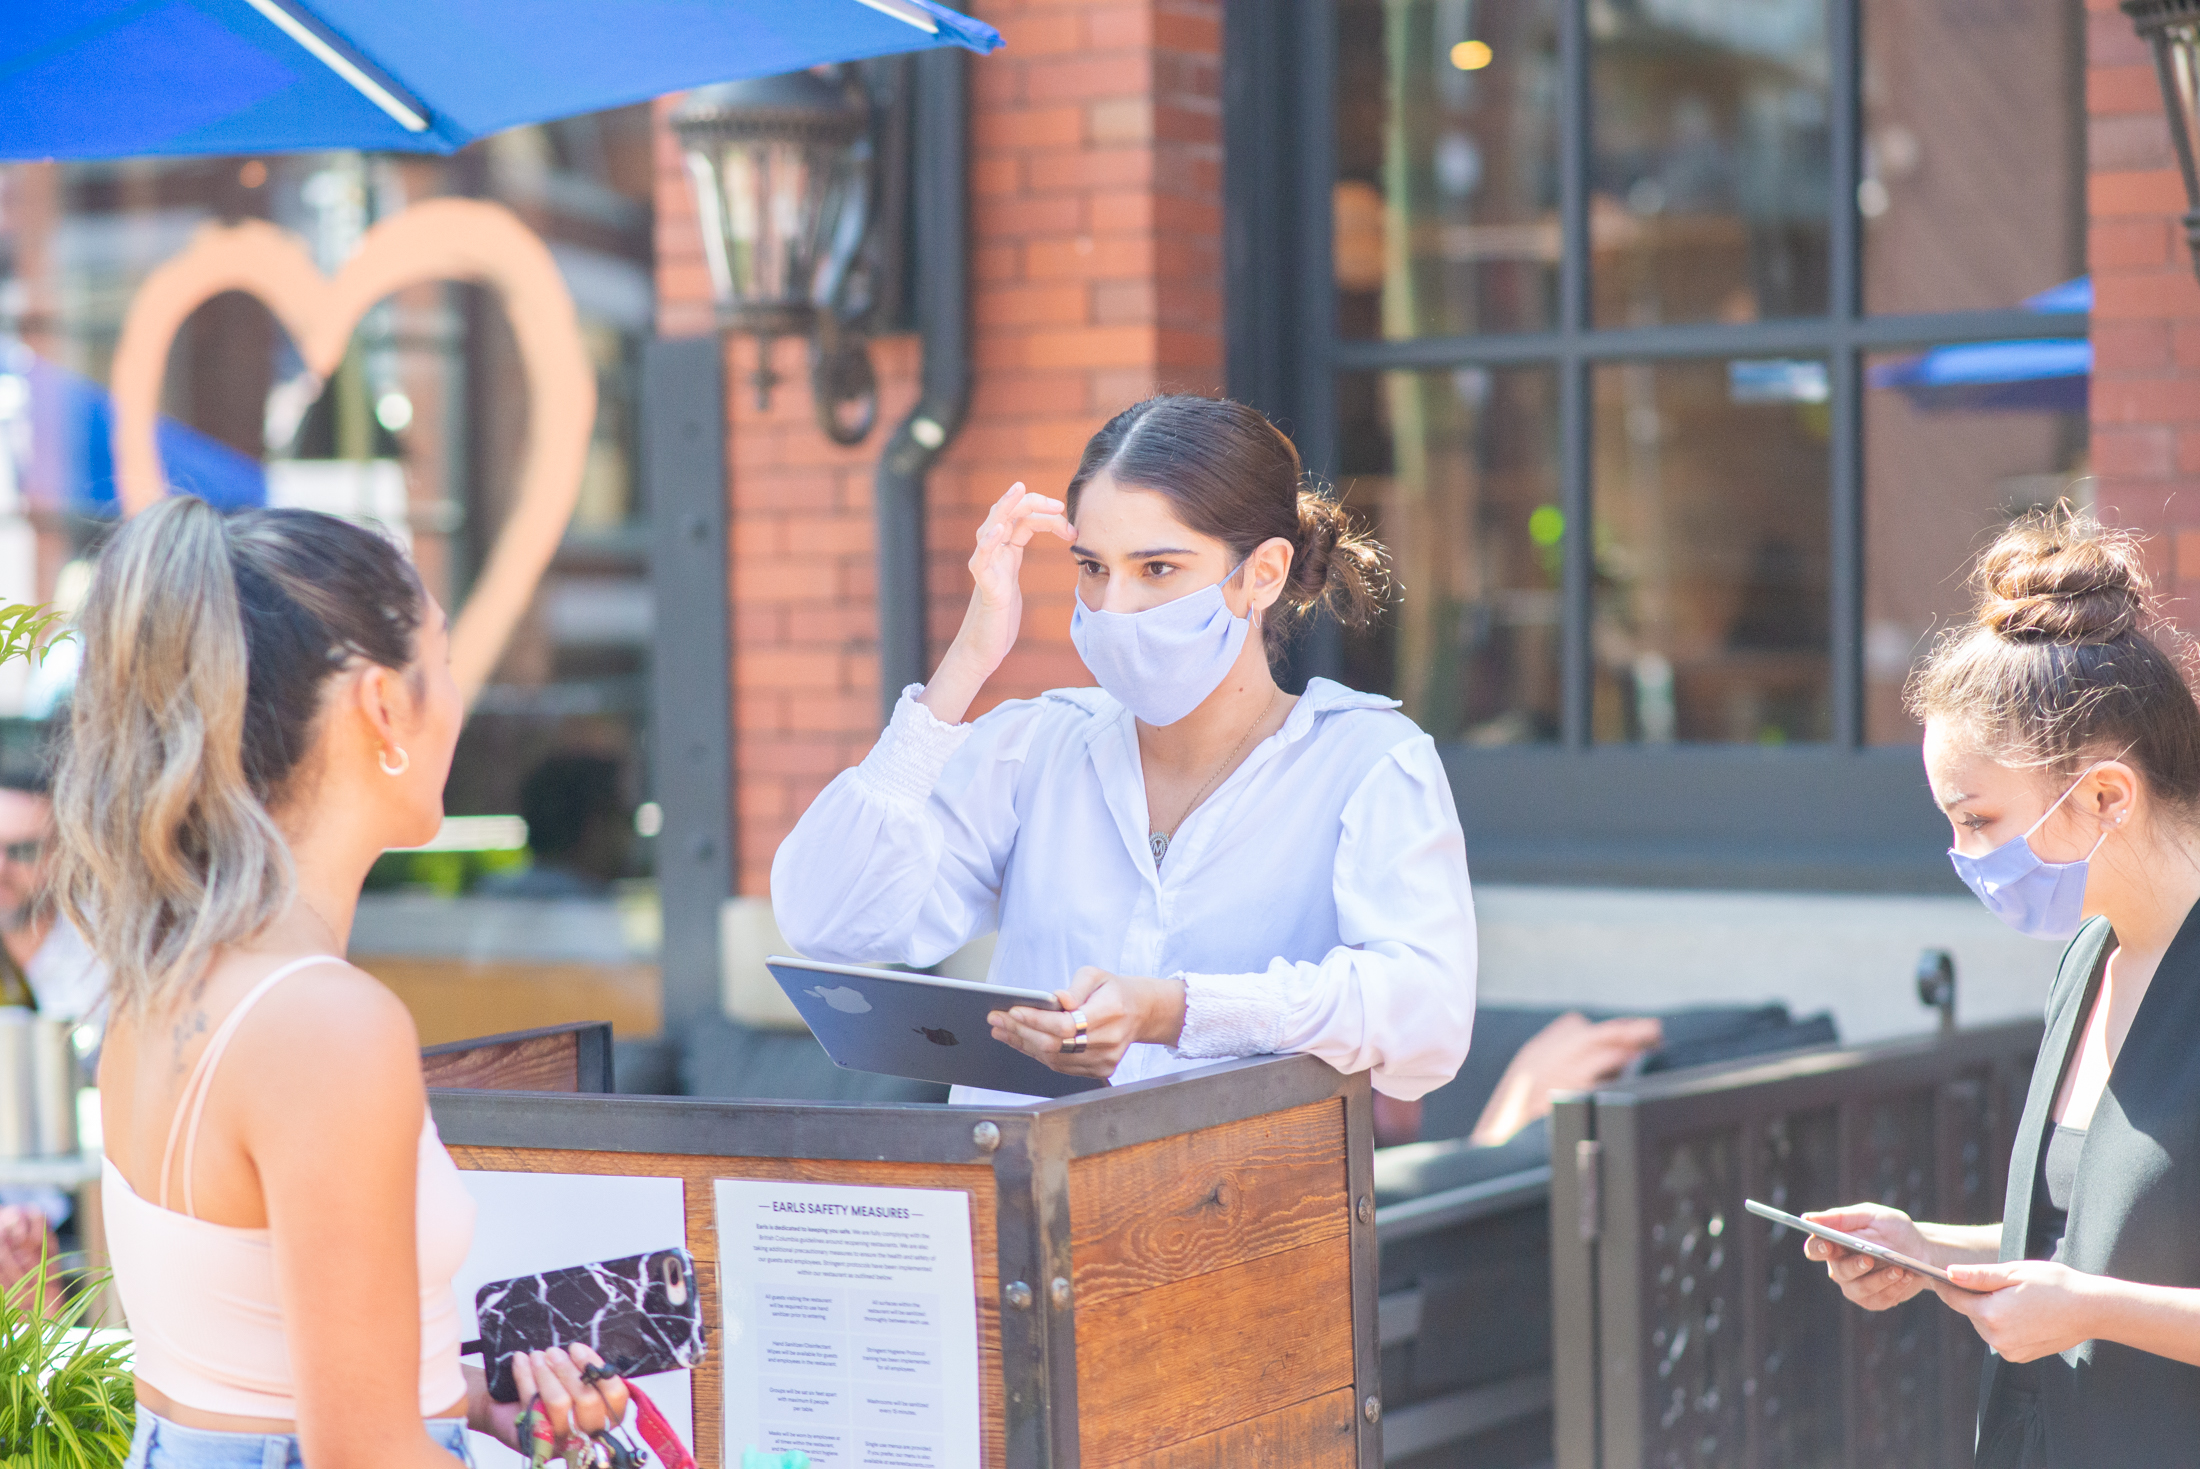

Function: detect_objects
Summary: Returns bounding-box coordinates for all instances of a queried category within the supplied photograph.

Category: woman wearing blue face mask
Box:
[1801,511,2200,1467]
[770,395,1475,1109]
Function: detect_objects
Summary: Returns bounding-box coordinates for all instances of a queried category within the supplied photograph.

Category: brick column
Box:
[2088,0,2200,596]
[652,0,1225,897]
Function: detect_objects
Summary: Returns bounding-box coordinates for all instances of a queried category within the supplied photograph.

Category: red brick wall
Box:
[2088,0,2200,591]
[653,1,1225,895]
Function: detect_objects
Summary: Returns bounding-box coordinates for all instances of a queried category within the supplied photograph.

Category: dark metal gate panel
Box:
[1553,1022,2040,1469]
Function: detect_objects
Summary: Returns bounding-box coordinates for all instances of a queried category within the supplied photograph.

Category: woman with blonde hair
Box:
[63,497,625,1469]
[1804,509,2200,1465]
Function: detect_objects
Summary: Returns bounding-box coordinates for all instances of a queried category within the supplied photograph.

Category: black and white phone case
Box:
[474,1248,708,1401]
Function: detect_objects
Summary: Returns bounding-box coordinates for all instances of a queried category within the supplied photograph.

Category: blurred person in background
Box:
[476,754,630,900]
[0,768,105,1023]
[1372,1011,1664,1147]
[0,762,103,1312]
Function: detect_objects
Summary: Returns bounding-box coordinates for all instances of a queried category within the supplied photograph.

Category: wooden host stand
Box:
[425,1033,1380,1469]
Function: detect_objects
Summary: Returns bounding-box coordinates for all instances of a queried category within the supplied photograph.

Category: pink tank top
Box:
[101,956,476,1419]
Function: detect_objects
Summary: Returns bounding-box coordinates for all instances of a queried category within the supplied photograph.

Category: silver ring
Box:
[1064,1009,1090,1054]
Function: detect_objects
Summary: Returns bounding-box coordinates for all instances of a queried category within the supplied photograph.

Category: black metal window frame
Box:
[1223,0,2088,892]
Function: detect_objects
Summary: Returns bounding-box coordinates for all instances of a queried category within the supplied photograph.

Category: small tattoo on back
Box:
[170,1009,207,1069]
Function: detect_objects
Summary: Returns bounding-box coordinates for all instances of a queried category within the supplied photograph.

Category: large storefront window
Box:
[0,112,664,1039]
[1863,343,2089,744]
[1861,0,2082,316]
[1337,365,1563,741]
[1336,0,1561,340]
[1323,0,2085,753]
[1591,357,1831,744]
[1590,0,1829,327]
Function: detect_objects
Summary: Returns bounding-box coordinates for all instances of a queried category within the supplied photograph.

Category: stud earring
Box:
[379,745,410,777]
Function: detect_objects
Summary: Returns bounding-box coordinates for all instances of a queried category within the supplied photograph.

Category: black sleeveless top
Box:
[1976,907,2200,1467]
[2024,1124,2085,1263]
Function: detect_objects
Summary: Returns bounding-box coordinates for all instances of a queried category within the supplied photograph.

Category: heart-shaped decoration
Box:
[107,198,597,706]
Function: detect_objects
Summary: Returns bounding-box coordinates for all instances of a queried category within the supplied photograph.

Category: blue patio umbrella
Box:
[1869,279,2091,414]
[2,0,1001,160]
[16,354,267,514]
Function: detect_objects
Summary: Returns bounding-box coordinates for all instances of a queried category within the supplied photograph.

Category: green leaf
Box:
[0,605,70,673]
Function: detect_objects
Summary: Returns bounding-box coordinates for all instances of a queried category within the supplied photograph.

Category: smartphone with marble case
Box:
[474,1247,707,1401]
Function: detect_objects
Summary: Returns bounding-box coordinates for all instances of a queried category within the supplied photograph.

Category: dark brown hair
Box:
[1064,395,1390,661]
[1908,507,2200,809]
[52,497,425,1010]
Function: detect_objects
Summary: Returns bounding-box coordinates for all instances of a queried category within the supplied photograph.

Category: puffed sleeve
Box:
[1170,736,1476,1100]
[771,685,1038,968]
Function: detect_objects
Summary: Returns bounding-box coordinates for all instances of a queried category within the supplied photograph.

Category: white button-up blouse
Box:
[769,677,1477,1103]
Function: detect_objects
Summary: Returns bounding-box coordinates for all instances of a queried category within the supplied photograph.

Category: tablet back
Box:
[769,961,1107,1098]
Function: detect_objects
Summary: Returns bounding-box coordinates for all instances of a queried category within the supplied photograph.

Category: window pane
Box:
[1862,0,2082,316]
[1864,348,2089,743]
[1336,367,1563,742]
[1591,0,1830,327]
[1592,358,1832,743]
[1335,0,1561,341]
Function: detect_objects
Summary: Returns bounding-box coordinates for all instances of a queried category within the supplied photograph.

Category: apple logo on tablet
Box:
[914,1027,958,1047]
[805,985,872,1014]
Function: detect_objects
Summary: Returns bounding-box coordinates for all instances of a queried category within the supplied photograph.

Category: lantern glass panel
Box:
[685,135,852,332]
[2168,25,2200,202]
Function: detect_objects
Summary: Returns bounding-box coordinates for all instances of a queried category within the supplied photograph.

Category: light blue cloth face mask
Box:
[1070,561,1251,726]
[1947,767,2113,941]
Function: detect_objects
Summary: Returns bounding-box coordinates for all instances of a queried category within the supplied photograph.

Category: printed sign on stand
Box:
[714,1179,982,1469]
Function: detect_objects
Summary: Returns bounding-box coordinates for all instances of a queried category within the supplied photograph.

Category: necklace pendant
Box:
[1149,831,1170,865]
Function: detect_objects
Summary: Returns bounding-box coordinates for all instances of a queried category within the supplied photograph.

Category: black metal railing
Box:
[1550,1021,2041,1469]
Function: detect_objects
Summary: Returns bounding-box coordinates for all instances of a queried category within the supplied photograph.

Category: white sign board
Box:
[714,1180,982,1469]
[453,1171,695,1469]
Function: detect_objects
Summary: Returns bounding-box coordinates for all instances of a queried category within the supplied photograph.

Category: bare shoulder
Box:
[224,957,422,1098]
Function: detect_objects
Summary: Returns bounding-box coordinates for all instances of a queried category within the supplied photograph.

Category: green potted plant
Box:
[0,1259,133,1469]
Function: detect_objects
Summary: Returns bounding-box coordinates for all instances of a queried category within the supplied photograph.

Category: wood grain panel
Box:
[449,1147,1004,1469]
[422,1032,583,1091]
[1087,1387,1360,1469]
[1075,1238,1356,1465]
[1068,1097,1347,1309]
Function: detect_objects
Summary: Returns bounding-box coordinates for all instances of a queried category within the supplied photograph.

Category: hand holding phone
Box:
[1747,1199,1977,1300]
[474,1249,709,1402]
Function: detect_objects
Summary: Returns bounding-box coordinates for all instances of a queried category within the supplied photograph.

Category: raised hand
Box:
[920,482,1075,725]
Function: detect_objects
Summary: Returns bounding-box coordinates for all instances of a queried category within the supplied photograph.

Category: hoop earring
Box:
[379,745,410,777]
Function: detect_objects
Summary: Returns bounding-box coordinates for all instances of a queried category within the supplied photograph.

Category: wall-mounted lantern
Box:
[2125,0,2200,283]
[672,69,883,444]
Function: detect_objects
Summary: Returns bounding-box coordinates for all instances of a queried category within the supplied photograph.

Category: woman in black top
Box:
[1804,511,2200,1467]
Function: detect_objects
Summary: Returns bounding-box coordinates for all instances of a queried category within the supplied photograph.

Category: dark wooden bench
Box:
[421,1020,614,1093]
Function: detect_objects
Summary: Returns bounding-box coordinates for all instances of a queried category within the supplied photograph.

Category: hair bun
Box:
[1289,486,1391,625]
[1974,511,2147,645]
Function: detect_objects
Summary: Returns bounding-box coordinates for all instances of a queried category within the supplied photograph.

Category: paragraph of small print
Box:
[718,1179,982,1469]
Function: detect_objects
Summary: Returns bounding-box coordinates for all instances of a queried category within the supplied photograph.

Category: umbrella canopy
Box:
[1869,278,2091,414]
[3,0,1001,160]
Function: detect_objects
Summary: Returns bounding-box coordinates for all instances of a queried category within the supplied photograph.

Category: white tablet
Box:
[767,956,1107,1099]
[1745,1198,1971,1290]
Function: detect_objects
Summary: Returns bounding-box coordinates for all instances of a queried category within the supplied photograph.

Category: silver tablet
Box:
[767,956,1107,1099]
[1745,1198,1971,1289]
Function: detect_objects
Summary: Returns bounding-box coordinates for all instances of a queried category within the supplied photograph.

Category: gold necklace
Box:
[1148,689,1280,867]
